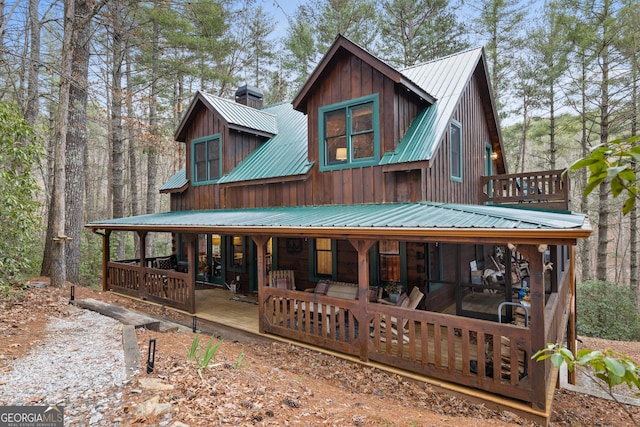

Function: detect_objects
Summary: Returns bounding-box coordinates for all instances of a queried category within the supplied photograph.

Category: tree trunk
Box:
[125,50,141,257]
[631,50,638,303]
[0,0,5,66]
[48,0,75,289]
[519,103,527,174]
[40,109,56,276]
[111,0,125,260]
[146,0,160,256]
[64,0,91,283]
[579,49,590,283]
[596,45,610,282]
[549,81,556,170]
[24,0,40,126]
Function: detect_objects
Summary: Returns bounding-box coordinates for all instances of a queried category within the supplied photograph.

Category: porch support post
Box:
[101,230,111,292]
[567,245,577,385]
[186,233,196,314]
[252,235,270,334]
[550,245,558,293]
[138,231,147,265]
[520,244,547,411]
[349,238,376,362]
[138,231,147,299]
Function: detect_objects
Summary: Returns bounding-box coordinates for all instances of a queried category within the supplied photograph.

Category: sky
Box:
[258,0,304,39]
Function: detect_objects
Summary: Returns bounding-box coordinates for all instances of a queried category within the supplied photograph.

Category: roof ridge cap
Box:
[401,46,483,71]
[199,91,277,118]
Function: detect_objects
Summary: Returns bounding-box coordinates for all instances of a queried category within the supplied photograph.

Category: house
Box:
[88,35,591,424]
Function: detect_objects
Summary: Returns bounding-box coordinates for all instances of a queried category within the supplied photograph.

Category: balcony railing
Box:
[480,170,570,211]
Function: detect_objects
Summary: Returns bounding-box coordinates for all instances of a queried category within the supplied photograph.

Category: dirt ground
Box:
[2,279,640,426]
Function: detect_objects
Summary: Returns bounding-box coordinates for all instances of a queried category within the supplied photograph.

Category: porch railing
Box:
[107,260,194,313]
[261,287,534,404]
[480,170,570,211]
[261,288,362,357]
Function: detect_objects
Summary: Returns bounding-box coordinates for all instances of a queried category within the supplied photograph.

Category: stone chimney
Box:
[235,84,264,108]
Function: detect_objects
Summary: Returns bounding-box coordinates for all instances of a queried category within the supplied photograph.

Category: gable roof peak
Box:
[293,34,435,112]
[174,90,278,141]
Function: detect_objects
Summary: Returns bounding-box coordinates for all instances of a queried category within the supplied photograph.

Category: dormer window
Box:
[319,94,380,171]
[192,134,221,185]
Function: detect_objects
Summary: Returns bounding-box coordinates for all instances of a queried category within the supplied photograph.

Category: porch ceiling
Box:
[87,202,591,245]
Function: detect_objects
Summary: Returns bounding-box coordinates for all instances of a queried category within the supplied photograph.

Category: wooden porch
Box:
[90,198,591,427]
[164,284,556,424]
[103,247,568,426]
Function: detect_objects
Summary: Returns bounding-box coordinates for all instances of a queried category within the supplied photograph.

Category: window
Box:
[485,142,493,196]
[192,134,221,184]
[426,242,443,292]
[319,94,379,171]
[315,238,333,277]
[226,235,244,271]
[450,120,462,182]
[379,241,400,283]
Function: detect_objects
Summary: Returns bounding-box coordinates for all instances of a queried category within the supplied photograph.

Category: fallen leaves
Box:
[3,281,640,426]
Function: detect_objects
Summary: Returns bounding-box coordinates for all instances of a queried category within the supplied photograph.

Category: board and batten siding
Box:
[423,71,493,204]
[170,55,494,211]
[176,103,268,211]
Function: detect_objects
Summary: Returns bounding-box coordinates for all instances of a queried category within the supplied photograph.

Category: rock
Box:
[135,395,173,417]
[89,412,103,424]
[29,282,47,288]
[61,305,83,316]
[171,422,190,427]
[138,377,175,391]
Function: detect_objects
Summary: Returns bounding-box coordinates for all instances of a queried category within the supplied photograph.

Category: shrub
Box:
[0,102,43,298]
[79,230,104,288]
[577,280,640,341]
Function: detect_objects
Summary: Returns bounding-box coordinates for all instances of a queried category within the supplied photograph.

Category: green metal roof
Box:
[200,92,278,135]
[218,102,312,183]
[380,48,483,165]
[88,202,590,241]
[159,168,187,192]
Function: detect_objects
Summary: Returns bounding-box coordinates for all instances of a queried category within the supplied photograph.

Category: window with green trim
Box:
[314,238,333,277]
[319,95,380,171]
[192,134,221,184]
[450,120,462,182]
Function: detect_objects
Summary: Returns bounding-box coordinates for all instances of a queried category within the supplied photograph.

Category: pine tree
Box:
[378,0,468,67]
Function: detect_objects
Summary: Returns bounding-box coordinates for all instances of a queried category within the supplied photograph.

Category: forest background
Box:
[0,0,639,318]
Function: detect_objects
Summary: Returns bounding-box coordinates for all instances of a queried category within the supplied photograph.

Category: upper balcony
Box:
[480,170,570,211]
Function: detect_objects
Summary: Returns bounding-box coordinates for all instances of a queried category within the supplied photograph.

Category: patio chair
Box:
[377,286,424,343]
[269,270,295,290]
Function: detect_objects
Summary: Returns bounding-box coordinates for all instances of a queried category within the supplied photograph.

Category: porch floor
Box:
[443,291,515,317]
[195,285,259,333]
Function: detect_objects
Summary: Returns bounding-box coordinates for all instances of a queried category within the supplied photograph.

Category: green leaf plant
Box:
[533,343,640,424]
[234,348,246,370]
[567,136,640,215]
[187,332,223,379]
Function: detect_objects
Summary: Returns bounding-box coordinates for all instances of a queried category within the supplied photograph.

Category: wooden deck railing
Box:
[107,260,194,313]
[480,170,570,211]
[261,287,535,404]
[108,256,570,410]
[261,288,362,357]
